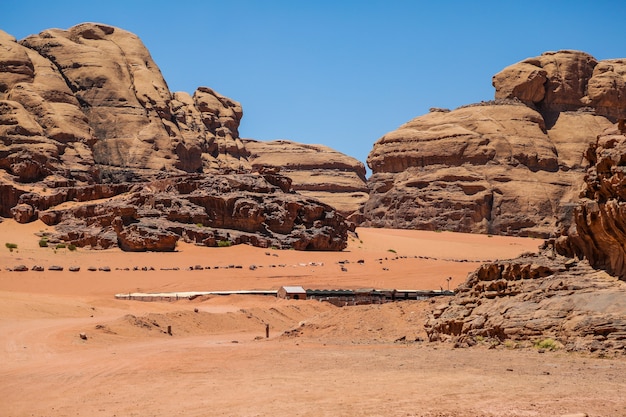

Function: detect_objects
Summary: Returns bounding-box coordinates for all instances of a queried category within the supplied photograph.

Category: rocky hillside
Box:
[363,50,625,238]
[425,250,626,355]
[243,139,368,219]
[0,23,350,251]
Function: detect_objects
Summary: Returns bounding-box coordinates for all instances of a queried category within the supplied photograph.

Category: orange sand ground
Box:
[1,220,625,417]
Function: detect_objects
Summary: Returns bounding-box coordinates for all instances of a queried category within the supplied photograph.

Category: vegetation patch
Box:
[534,338,561,351]
[5,242,18,252]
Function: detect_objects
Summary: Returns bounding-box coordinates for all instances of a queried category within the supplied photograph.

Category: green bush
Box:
[217,240,232,247]
[55,243,66,249]
[534,338,560,351]
[68,244,77,251]
[5,242,17,252]
[387,248,397,254]
[39,238,49,247]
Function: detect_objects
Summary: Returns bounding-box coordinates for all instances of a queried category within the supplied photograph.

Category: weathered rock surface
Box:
[244,139,368,219]
[556,126,626,279]
[0,23,352,251]
[364,50,622,237]
[36,173,349,251]
[494,50,626,119]
[0,23,248,187]
[425,252,626,356]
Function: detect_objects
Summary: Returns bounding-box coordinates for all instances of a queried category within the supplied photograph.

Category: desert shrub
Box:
[217,240,232,247]
[68,244,77,251]
[387,249,397,254]
[503,340,519,349]
[55,243,66,249]
[5,242,17,252]
[196,223,204,228]
[534,338,560,351]
[39,238,48,247]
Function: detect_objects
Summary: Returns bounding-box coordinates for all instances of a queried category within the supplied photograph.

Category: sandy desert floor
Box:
[1,220,625,417]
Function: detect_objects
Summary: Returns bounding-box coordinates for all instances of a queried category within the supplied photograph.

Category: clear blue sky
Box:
[2,1,624,171]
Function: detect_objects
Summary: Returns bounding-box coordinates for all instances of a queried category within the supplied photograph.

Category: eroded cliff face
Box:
[0,23,350,251]
[425,252,626,355]
[243,139,368,220]
[555,126,626,279]
[363,50,624,238]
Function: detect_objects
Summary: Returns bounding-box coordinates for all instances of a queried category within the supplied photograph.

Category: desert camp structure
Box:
[116,288,454,305]
[277,286,307,300]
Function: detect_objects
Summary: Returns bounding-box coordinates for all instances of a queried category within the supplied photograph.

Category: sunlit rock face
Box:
[363,50,622,238]
[0,23,350,251]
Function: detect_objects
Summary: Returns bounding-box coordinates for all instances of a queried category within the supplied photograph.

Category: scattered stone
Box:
[87,266,97,271]
[31,265,44,271]
[13,265,28,272]
[79,332,87,340]
[11,204,36,224]
[69,266,80,272]
[98,266,111,272]
[48,265,63,271]
[249,265,257,270]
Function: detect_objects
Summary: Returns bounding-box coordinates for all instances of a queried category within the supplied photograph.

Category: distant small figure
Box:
[265,323,270,338]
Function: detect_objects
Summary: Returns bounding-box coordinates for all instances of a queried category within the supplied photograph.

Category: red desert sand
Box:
[1,219,625,417]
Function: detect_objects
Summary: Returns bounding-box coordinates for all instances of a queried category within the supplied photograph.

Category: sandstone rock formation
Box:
[425,252,626,355]
[555,126,626,279]
[34,174,349,251]
[363,50,624,238]
[0,23,350,251]
[243,139,368,219]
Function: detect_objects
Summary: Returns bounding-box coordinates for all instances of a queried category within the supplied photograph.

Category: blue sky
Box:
[2,1,624,172]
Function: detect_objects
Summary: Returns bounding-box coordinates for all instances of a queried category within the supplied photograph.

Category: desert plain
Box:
[1,220,625,417]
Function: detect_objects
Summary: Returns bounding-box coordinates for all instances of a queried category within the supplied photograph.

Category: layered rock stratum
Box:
[243,139,368,219]
[363,50,625,238]
[425,250,626,355]
[0,23,350,250]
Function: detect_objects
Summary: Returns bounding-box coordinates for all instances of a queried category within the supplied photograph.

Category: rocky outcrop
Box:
[0,23,248,187]
[493,50,626,120]
[555,126,626,279]
[0,23,353,251]
[244,139,368,219]
[363,50,622,237]
[37,173,349,251]
[425,252,626,355]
